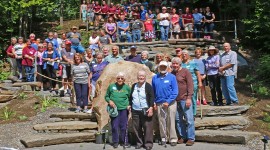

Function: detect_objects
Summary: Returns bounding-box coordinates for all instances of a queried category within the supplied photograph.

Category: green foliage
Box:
[37,95,67,112]
[263,112,270,123]
[18,92,28,100]
[0,61,10,81]
[55,25,63,31]
[243,0,270,53]
[81,31,92,48]
[0,107,16,120]
[18,115,28,121]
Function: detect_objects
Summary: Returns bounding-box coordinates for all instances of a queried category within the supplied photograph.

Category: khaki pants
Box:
[8,58,18,76]
[157,101,177,143]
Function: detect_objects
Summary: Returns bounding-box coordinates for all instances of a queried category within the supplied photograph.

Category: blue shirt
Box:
[152,73,178,104]
[31,43,38,50]
[90,61,109,82]
[140,10,148,21]
[104,55,124,63]
[132,83,148,110]
[182,60,199,83]
[117,21,129,33]
[45,38,59,50]
[194,58,206,75]
[192,13,203,24]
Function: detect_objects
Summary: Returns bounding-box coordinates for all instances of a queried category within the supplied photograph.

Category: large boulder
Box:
[92,61,154,130]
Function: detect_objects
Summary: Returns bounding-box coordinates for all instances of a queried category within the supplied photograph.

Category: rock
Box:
[20,132,95,148]
[7,75,18,82]
[195,116,249,130]
[92,61,154,130]
[0,95,14,103]
[0,86,21,91]
[12,82,41,87]
[196,130,261,144]
[2,80,12,83]
[196,105,249,117]
[60,97,71,103]
[50,112,96,120]
[48,117,63,122]
[33,121,98,131]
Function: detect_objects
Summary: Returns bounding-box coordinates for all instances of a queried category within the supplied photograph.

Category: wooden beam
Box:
[12,82,41,87]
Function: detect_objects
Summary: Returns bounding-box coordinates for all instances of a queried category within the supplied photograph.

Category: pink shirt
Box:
[171,14,179,24]
[144,19,154,31]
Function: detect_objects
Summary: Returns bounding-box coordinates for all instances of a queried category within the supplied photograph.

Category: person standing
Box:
[152,61,178,146]
[104,46,124,63]
[192,8,204,38]
[203,7,215,39]
[80,0,88,22]
[71,53,92,113]
[6,37,17,76]
[170,8,180,39]
[205,46,223,106]
[182,7,194,39]
[22,39,36,82]
[219,43,238,105]
[67,26,85,53]
[128,70,154,150]
[131,18,144,43]
[157,7,170,41]
[105,72,131,148]
[12,37,25,80]
[171,57,195,146]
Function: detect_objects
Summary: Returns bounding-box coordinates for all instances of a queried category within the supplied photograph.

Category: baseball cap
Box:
[65,40,72,45]
[130,45,137,49]
[106,106,118,117]
[159,61,168,67]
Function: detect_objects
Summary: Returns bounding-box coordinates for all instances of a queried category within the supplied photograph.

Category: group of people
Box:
[105,43,239,149]
[80,0,216,44]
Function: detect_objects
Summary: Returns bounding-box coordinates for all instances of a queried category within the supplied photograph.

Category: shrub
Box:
[0,107,16,120]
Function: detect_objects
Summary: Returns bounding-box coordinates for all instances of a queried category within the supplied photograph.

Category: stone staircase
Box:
[19,94,261,148]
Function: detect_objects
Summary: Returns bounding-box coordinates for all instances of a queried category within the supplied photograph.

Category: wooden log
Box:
[168,38,225,44]
[12,82,41,87]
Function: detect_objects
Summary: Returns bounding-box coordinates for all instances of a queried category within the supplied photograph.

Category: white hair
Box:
[141,51,149,56]
[171,57,182,65]
[137,70,146,77]
[116,72,125,78]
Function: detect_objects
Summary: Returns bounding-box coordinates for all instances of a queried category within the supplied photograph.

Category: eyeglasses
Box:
[117,77,124,80]
[112,49,117,50]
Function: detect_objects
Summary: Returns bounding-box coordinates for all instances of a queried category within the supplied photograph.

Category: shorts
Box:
[173,24,181,33]
[184,23,193,31]
[62,65,71,79]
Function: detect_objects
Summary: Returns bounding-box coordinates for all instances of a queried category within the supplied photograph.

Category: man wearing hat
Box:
[67,26,85,53]
[61,40,76,96]
[125,45,141,63]
[152,61,178,146]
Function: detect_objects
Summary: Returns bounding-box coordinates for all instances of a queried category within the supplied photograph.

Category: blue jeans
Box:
[16,59,22,73]
[71,45,85,53]
[119,32,132,43]
[221,75,238,104]
[74,83,89,107]
[132,29,141,43]
[160,25,169,41]
[192,83,198,116]
[194,24,201,38]
[204,23,214,38]
[25,66,34,82]
[175,100,195,141]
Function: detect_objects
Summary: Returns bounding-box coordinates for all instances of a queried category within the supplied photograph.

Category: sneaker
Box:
[170,142,177,146]
[196,100,200,105]
[120,143,131,148]
[83,109,89,113]
[75,108,81,113]
[177,138,185,144]
[186,140,194,146]
[113,143,118,148]
[202,99,208,105]
[86,109,92,114]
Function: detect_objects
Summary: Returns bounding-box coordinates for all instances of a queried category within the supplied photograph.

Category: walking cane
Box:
[123,109,131,150]
[161,106,167,148]
[198,89,203,119]
[103,118,110,150]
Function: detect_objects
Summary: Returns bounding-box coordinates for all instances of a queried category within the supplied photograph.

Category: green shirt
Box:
[105,83,131,110]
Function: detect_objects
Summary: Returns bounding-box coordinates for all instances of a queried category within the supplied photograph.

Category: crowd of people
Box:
[80,0,216,45]
[6,28,238,148]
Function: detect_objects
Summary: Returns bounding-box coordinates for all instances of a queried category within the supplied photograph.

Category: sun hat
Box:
[106,105,118,117]
[159,61,168,67]
[207,45,219,53]
[72,26,78,29]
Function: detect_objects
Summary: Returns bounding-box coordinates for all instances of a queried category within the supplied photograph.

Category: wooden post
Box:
[234,19,237,39]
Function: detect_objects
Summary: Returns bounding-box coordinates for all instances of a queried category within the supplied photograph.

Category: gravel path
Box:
[0,107,67,149]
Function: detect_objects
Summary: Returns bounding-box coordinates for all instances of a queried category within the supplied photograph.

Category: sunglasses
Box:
[117,77,124,80]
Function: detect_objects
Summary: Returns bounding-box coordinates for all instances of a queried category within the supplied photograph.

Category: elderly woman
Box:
[140,51,154,72]
[154,53,165,74]
[182,50,202,116]
[105,72,131,148]
[36,44,44,90]
[71,53,92,113]
[128,70,154,150]
[205,46,223,106]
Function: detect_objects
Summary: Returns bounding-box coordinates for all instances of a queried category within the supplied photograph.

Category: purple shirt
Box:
[205,55,220,75]
[91,61,109,82]
[125,54,141,63]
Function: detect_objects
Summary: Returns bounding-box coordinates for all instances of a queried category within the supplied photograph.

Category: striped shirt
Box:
[13,43,25,57]
[71,62,90,84]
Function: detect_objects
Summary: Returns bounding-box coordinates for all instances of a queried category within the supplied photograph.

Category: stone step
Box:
[20,132,95,148]
[196,130,261,144]
[196,105,249,117]
[50,112,96,121]
[195,116,249,130]
[33,121,98,132]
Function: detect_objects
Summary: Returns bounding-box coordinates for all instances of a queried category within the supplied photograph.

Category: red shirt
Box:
[108,6,116,14]
[101,5,108,13]
[6,45,15,58]
[144,19,154,31]
[132,11,140,19]
[118,10,127,17]
[22,46,36,66]
[182,13,193,24]
[94,5,101,13]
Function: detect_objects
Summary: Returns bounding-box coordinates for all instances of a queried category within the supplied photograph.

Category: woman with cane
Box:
[128,70,154,150]
[105,72,131,149]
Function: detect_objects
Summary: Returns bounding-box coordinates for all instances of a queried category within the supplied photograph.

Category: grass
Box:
[18,115,28,121]
[36,95,67,112]
[0,107,16,120]
[263,112,270,123]
[18,92,28,100]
